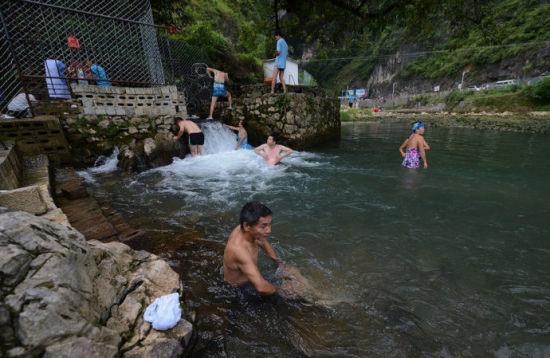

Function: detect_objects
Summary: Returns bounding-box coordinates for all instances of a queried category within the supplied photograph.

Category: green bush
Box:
[444,91,467,108]
[525,77,550,103]
[340,111,353,121]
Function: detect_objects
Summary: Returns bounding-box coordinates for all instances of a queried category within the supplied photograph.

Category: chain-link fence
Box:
[0,0,211,117]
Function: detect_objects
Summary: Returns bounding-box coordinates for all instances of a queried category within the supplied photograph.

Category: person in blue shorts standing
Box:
[206,66,234,120]
[271,31,288,94]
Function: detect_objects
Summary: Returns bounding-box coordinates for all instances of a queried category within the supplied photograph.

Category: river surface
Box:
[81,121,550,357]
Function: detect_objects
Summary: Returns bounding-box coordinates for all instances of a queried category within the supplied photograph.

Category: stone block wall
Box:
[71,84,188,117]
[227,85,340,149]
[0,117,71,164]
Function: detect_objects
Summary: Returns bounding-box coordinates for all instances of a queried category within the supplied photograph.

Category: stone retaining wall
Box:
[0,143,21,190]
[60,115,186,170]
[227,84,340,149]
[0,117,71,164]
[71,84,188,117]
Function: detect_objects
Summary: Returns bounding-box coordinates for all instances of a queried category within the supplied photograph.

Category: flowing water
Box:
[81,121,550,357]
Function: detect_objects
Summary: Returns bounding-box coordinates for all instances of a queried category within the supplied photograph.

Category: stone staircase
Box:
[54,167,153,243]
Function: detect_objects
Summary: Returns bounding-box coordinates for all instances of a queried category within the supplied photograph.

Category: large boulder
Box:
[143,133,186,168]
[0,208,192,358]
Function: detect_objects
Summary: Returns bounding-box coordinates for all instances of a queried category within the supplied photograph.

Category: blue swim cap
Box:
[411,122,424,134]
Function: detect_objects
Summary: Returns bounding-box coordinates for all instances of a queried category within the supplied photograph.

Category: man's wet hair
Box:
[240,202,272,230]
[174,117,184,125]
[269,134,278,142]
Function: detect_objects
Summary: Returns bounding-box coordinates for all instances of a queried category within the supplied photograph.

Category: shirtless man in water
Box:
[399,122,430,169]
[173,117,204,156]
[254,135,293,165]
[223,202,293,296]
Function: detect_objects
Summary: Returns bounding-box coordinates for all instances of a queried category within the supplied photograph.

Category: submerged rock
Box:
[0,208,192,357]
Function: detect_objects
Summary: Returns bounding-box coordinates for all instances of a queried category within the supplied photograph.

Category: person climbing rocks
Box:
[206,66,234,120]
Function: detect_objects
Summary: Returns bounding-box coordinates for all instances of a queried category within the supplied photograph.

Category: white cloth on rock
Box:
[143,292,181,330]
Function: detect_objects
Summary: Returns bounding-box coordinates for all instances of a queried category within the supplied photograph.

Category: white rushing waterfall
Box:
[77,146,120,183]
[201,121,240,154]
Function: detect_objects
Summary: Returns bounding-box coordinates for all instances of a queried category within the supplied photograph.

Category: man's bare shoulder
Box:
[225,239,253,266]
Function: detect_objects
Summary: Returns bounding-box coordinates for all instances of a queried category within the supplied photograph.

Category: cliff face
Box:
[363,47,550,98]
[0,208,192,358]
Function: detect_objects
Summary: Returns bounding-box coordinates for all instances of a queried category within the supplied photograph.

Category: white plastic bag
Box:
[143,293,181,330]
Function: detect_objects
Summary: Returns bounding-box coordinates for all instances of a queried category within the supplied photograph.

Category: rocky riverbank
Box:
[0,208,192,358]
[342,110,550,134]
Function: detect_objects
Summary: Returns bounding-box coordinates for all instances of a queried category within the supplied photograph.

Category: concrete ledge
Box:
[71,85,186,117]
[0,153,69,226]
[0,185,47,214]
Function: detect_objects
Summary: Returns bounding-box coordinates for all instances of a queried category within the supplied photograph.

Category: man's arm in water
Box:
[237,251,277,295]
[258,237,281,265]
[399,138,408,157]
[278,145,293,161]
[254,144,268,160]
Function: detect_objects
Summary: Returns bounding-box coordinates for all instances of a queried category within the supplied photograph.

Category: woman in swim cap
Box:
[398,122,430,169]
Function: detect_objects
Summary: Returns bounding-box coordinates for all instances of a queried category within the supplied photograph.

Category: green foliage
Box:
[397,1,550,81]
[150,0,271,84]
[340,111,353,121]
[273,94,290,111]
[444,91,468,107]
[149,0,549,89]
[340,108,373,121]
[413,95,431,106]
[524,77,550,103]
[184,22,231,60]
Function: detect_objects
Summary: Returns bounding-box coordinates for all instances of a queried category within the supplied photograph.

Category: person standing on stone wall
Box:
[271,31,288,94]
[206,67,235,120]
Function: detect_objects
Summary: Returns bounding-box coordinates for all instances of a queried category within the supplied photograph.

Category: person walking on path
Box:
[206,67,234,120]
[399,122,430,169]
[271,31,288,94]
[173,117,204,156]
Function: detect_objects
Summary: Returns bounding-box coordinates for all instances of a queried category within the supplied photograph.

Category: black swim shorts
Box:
[189,132,204,145]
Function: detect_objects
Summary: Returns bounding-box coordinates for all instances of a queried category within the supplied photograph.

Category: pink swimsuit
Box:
[402,147,420,169]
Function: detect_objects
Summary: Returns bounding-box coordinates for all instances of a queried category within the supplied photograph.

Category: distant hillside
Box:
[302,0,550,96]
[149,0,550,96]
